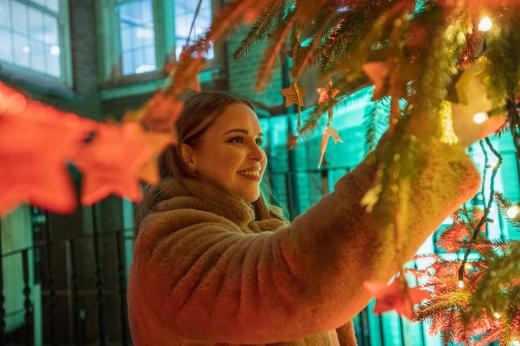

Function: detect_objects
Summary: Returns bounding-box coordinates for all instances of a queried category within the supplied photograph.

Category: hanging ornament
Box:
[363,275,430,320]
[317,126,343,168]
[72,122,166,205]
[282,82,307,133]
[316,86,339,105]
[317,80,343,168]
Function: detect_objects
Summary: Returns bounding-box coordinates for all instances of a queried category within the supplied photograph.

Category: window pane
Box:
[12,1,28,34]
[45,0,58,12]
[45,43,59,76]
[28,7,44,40]
[29,38,45,72]
[121,24,134,50]
[119,0,156,75]
[42,14,58,44]
[142,45,155,69]
[0,28,12,62]
[173,0,213,59]
[12,32,29,67]
[135,26,154,47]
[0,0,62,78]
[0,0,11,28]
[122,49,134,75]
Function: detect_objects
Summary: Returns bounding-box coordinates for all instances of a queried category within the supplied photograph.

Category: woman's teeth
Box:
[238,170,260,177]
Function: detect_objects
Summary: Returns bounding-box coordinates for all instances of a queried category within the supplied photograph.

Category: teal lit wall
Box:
[259,88,519,346]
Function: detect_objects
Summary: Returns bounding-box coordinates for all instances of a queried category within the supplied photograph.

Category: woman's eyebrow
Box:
[223,129,264,136]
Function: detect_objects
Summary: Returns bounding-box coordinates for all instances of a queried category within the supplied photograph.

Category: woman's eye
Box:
[228,137,244,144]
[256,138,264,146]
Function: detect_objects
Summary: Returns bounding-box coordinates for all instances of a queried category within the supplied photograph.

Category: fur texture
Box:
[128,139,480,345]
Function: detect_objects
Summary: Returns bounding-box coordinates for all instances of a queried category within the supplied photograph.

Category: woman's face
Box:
[184,103,267,202]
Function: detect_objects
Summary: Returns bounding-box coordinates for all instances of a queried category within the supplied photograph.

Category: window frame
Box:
[0,0,73,90]
[97,0,224,90]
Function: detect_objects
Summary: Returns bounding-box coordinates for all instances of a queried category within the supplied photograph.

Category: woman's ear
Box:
[180,143,197,171]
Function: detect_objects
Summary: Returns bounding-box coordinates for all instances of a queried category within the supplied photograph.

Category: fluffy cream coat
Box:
[128,139,480,345]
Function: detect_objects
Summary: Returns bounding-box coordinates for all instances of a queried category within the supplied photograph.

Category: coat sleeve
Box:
[133,138,481,344]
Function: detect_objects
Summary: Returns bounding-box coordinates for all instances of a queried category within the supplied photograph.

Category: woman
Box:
[128,91,497,345]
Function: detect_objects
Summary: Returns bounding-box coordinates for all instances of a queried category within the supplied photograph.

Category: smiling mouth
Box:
[238,169,261,181]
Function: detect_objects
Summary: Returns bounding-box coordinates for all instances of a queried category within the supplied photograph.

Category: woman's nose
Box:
[249,143,264,161]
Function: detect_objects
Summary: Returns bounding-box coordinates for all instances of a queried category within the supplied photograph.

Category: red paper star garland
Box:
[0,113,87,216]
[142,91,184,134]
[364,277,430,320]
[72,122,168,205]
[0,83,92,216]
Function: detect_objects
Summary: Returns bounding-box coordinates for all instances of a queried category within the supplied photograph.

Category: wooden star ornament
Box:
[282,83,307,107]
[363,276,430,320]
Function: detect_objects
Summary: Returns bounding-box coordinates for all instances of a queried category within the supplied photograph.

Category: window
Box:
[99,0,217,83]
[173,0,213,59]
[118,0,157,75]
[0,0,68,80]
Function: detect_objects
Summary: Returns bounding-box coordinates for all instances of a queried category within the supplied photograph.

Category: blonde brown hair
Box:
[136,91,284,228]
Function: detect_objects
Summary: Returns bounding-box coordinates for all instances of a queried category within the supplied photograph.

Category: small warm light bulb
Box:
[506,205,520,219]
[458,280,464,288]
[473,112,488,124]
[493,312,501,319]
[478,16,493,32]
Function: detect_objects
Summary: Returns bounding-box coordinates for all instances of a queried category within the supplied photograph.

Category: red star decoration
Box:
[172,51,205,93]
[316,87,340,105]
[0,84,90,215]
[141,91,184,135]
[137,131,174,185]
[73,122,164,205]
[363,277,430,320]
[0,114,87,215]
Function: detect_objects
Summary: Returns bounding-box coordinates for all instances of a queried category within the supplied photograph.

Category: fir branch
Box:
[204,0,267,44]
[469,241,520,319]
[233,0,287,59]
[494,192,520,230]
[364,97,390,153]
[254,11,296,91]
[290,10,338,81]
